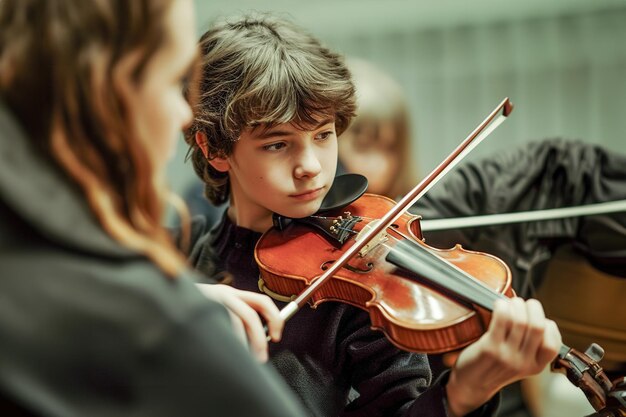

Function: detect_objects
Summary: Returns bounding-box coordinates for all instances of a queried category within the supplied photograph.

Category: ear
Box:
[208,154,230,173]
[195,131,231,173]
[195,131,210,159]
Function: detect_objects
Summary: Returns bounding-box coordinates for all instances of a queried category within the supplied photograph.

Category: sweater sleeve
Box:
[413,138,626,295]
[404,370,500,417]
[336,306,437,417]
[337,308,499,417]
[332,307,440,417]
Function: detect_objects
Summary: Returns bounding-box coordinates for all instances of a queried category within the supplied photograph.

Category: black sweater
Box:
[189,213,499,417]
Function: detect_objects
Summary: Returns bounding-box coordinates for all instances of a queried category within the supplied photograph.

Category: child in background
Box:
[338,57,417,198]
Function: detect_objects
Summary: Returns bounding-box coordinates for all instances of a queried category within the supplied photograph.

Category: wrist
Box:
[445,368,497,417]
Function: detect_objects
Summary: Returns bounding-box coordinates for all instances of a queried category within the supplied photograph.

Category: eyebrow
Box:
[255,118,335,140]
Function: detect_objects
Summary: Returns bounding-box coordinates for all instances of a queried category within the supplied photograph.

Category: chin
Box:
[286,201,323,219]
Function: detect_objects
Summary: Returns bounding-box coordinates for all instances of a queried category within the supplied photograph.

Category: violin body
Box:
[256,193,514,353]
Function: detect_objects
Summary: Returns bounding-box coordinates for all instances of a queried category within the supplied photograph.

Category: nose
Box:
[293,144,322,179]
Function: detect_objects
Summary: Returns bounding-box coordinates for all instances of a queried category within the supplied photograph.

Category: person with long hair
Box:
[0,1,307,416]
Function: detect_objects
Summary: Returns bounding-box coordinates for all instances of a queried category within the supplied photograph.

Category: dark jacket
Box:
[0,100,307,417]
[413,139,626,296]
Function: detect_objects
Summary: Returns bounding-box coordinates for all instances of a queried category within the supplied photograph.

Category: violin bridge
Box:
[355,219,388,257]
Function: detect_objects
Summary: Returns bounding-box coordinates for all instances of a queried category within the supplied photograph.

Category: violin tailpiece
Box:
[286,213,362,245]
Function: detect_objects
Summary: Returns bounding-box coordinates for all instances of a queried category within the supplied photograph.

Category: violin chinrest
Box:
[272,174,368,231]
[318,173,368,212]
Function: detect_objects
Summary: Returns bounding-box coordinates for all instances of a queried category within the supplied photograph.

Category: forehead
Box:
[160,0,197,63]
[250,113,335,132]
[245,120,333,142]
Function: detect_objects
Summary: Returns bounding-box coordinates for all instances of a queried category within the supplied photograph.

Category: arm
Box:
[182,216,285,363]
[445,298,562,417]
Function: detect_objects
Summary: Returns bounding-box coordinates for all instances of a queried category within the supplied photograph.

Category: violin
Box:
[255,98,626,416]
[258,191,514,353]
[257,187,626,416]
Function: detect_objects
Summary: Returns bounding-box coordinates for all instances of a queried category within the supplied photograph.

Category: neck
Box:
[226,203,273,233]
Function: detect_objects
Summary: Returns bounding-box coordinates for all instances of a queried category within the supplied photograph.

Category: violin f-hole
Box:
[321,259,375,274]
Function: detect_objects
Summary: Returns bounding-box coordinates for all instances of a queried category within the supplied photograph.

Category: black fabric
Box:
[189,212,500,417]
[180,180,226,229]
[413,139,626,297]
[0,100,307,417]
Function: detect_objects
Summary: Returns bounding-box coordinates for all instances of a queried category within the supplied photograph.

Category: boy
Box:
[184,16,562,417]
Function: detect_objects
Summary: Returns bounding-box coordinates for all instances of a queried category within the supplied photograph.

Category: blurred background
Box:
[167,0,626,197]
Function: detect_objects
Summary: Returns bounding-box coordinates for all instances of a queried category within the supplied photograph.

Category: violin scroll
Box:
[587,376,626,417]
[552,343,626,416]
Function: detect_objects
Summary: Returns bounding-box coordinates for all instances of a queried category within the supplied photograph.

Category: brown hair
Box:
[0,0,187,275]
[185,15,357,205]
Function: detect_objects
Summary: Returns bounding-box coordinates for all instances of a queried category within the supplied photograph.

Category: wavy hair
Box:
[0,0,187,276]
[185,15,357,205]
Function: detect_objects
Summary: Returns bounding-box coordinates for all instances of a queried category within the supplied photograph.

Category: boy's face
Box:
[213,116,338,230]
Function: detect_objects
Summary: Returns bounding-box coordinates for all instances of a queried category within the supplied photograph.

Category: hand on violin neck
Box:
[445,297,562,417]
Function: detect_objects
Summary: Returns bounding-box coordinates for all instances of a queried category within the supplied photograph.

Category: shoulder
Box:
[169,214,215,251]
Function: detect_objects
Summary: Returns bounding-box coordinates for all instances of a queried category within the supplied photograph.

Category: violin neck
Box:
[386,239,503,311]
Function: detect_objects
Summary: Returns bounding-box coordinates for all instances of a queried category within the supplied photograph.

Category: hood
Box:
[0,99,134,258]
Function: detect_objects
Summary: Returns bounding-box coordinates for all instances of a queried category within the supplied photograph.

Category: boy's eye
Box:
[262,142,286,151]
[316,131,334,140]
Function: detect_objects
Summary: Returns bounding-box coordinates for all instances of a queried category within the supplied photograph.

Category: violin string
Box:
[325,216,506,310]
[309,214,378,221]
[380,225,506,300]
[335,227,358,234]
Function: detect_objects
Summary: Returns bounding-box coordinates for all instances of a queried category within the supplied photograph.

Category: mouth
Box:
[289,187,324,201]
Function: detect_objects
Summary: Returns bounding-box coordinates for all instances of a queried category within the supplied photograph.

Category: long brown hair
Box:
[185,15,357,205]
[0,0,186,275]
